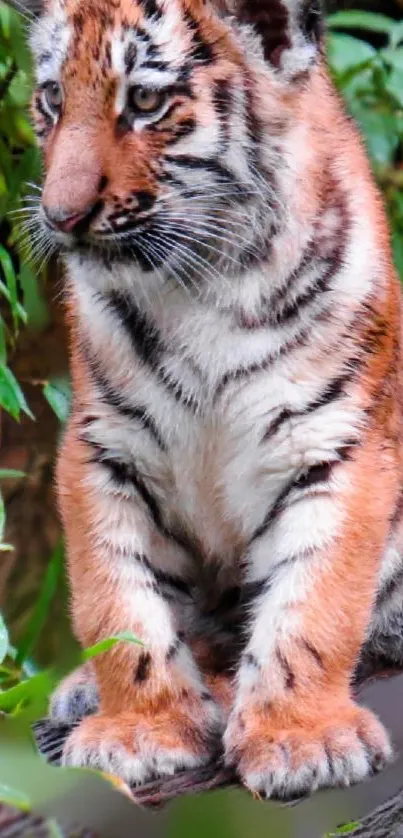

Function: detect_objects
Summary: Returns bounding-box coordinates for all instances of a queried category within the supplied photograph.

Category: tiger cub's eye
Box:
[43,81,63,112]
[128,86,166,115]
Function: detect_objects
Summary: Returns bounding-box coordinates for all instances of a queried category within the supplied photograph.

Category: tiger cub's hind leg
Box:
[356,511,403,682]
[50,663,99,726]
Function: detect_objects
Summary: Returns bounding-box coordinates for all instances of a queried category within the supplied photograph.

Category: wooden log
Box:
[0,664,394,838]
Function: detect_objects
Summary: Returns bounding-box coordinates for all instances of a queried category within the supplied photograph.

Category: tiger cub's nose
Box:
[42,175,108,235]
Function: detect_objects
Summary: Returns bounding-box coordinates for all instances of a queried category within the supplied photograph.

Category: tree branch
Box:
[2,663,403,837]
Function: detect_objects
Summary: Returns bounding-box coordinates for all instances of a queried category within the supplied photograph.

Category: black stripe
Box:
[124,42,137,74]
[140,0,162,20]
[87,440,166,523]
[109,292,160,366]
[87,441,200,562]
[249,480,294,543]
[293,461,333,490]
[243,652,260,669]
[165,154,238,187]
[83,345,166,451]
[300,0,324,44]
[166,118,196,145]
[310,373,353,410]
[261,372,355,444]
[272,258,338,326]
[213,79,232,149]
[134,651,152,682]
[152,568,192,597]
[237,180,348,331]
[249,246,342,331]
[106,291,201,411]
[390,487,403,529]
[159,170,187,190]
[242,578,269,602]
[249,447,353,544]
[324,743,335,782]
[104,41,112,70]
[166,636,183,660]
[184,10,213,64]
[301,639,325,669]
[276,649,295,689]
[204,585,241,618]
[38,50,52,66]
[243,556,296,593]
[141,58,169,71]
[35,95,53,128]
[237,0,291,66]
[214,324,311,403]
[130,552,163,595]
[236,247,316,332]
[135,553,192,597]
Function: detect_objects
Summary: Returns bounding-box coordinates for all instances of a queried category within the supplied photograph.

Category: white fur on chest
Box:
[72,263,363,562]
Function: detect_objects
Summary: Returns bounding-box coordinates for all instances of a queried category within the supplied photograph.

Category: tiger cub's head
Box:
[19,0,324,289]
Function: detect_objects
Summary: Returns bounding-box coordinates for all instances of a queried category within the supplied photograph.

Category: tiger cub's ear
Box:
[227,0,324,78]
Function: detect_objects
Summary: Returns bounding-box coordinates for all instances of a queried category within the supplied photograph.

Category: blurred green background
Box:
[0,0,403,835]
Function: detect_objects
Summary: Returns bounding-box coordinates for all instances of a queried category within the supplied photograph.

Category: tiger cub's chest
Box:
[78,279,359,560]
[103,372,314,562]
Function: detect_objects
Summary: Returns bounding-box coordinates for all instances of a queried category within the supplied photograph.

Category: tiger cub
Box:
[18,0,403,799]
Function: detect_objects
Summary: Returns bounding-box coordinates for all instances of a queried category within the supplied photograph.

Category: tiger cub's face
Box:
[29,0,322,285]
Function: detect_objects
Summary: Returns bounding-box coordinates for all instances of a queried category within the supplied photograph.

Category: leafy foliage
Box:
[327,9,403,276]
[325,823,360,836]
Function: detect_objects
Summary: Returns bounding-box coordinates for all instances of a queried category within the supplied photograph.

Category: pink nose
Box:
[42,204,95,234]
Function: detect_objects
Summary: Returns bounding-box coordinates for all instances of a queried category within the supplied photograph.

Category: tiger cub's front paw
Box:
[63,693,223,786]
[224,701,392,800]
[49,664,99,726]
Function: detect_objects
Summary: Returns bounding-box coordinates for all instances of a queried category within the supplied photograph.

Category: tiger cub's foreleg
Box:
[224,431,397,799]
[54,422,223,785]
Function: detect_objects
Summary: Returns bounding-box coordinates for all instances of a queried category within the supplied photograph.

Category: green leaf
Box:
[6,68,30,108]
[327,10,395,35]
[386,68,403,108]
[381,47,403,72]
[352,106,399,166]
[16,541,64,665]
[8,147,41,205]
[326,824,360,836]
[327,33,376,77]
[0,243,18,330]
[0,317,6,365]
[0,364,21,419]
[0,140,13,186]
[393,231,403,282]
[0,364,34,420]
[390,21,403,50]
[0,671,55,718]
[82,631,144,662]
[0,493,4,543]
[43,377,71,423]
[0,783,31,812]
[47,820,65,838]
[0,3,12,39]
[18,263,49,331]
[0,468,25,479]
[0,612,9,666]
[0,279,27,324]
